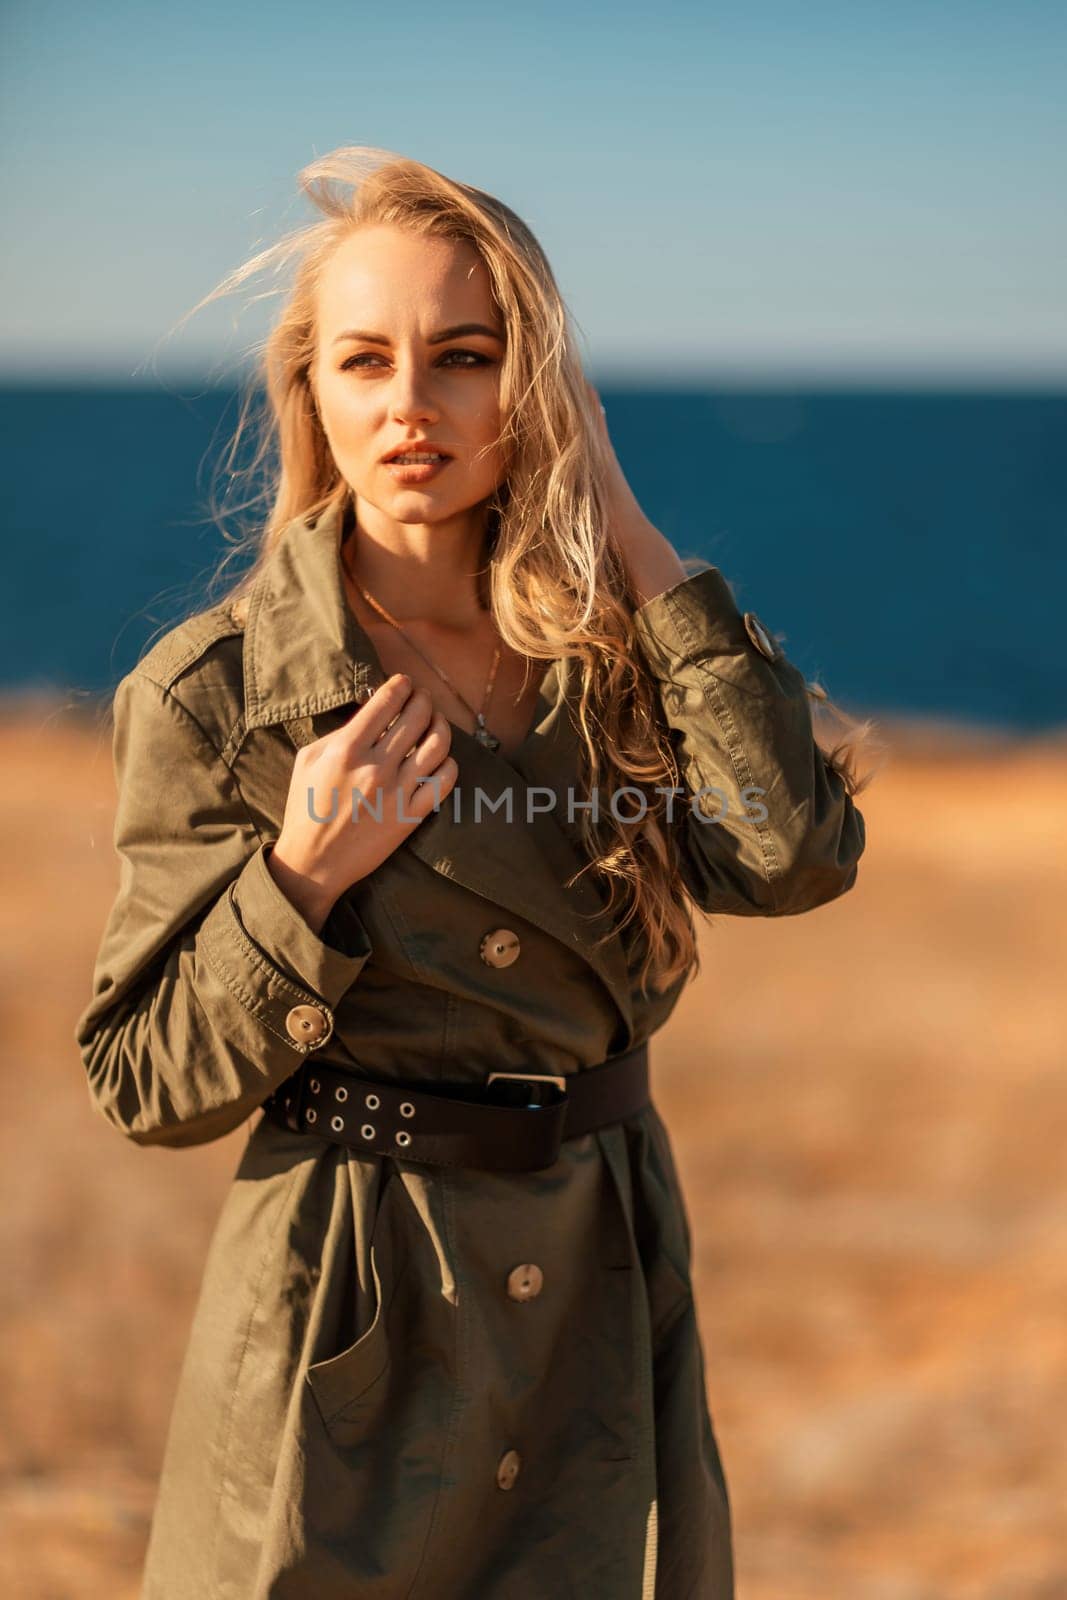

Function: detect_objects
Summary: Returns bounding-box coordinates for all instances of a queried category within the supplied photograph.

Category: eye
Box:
[441,349,491,367]
[338,349,492,372]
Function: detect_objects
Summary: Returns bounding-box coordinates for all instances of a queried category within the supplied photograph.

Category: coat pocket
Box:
[304,1169,396,1433]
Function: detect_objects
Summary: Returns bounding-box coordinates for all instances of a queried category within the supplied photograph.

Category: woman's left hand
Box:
[584,379,687,605]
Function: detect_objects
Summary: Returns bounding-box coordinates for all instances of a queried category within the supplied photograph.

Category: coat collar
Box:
[241,498,634,1047]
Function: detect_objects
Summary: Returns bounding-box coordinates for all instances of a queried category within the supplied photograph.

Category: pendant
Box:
[474,714,500,752]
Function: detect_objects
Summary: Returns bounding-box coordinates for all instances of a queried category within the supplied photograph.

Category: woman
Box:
[75,147,872,1599]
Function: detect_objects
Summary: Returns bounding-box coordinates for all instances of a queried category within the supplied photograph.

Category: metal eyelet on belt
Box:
[365,1093,381,1110]
[335,1085,348,1102]
[395,1130,412,1147]
[400,1102,415,1118]
[309,1078,320,1094]
[306,1108,318,1124]
[331,1115,345,1132]
[361,1123,376,1140]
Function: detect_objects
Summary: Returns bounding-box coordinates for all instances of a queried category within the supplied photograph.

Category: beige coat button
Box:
[496,1448,522,1490]
[506,1263,544,1301]
[480,928,520,968]
[743,611,780,662]
[285,1004,329,1046]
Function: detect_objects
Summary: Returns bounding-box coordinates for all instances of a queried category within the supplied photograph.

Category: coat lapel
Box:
[240,496,634,1045]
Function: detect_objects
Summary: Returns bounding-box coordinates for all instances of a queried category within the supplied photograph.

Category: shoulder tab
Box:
[134,601,246,694]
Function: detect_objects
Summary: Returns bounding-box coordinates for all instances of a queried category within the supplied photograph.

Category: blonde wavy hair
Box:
[165,144,881,997]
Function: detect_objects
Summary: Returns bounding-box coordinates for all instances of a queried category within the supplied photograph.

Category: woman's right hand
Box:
[266,673,458,934]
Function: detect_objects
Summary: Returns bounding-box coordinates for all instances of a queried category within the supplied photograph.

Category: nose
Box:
[387,359,440,427]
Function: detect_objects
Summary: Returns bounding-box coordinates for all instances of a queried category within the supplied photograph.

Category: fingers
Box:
[397,714,456,810]
[345,673,415,744]
[335,677,457,817]
[343,676,444,768]
[375,685,437,765]
[404,754,459,819]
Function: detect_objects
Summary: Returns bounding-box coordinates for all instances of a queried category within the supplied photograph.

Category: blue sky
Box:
[2,0,1064,384]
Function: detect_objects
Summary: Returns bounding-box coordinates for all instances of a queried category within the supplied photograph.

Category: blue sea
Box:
[3,383,1065,734]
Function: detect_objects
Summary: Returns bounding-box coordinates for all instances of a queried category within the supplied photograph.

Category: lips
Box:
[381,443,454,463]
[382,455,452,484]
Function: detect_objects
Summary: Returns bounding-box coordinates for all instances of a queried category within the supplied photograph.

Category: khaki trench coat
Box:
[74,496,865,1600]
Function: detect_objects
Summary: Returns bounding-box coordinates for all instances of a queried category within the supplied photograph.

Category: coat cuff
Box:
[628,562,865,918]
[194,841,373,1055]
[230,840,372,1009]
[631,565,788,693]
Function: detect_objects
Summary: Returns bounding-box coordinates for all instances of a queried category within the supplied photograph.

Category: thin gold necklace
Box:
[347,552,503,753]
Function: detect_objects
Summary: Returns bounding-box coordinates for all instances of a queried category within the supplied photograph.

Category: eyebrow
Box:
[331,322,506,347]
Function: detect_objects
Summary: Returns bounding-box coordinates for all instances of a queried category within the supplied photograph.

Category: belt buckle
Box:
[485,1070,568,1109]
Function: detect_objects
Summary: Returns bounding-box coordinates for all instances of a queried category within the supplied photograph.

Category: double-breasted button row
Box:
[284,1004,330,1047]
[493,1262,540,1492]
[480,928,520,968]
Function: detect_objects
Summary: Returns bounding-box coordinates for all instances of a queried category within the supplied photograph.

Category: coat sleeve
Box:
[73,668,374,1149]
[630,565,866,917]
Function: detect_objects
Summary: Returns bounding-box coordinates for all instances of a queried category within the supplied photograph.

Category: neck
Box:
[344,500,492,626]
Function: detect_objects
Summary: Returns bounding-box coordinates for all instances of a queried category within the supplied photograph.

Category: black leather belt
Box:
[260,1039,650,1172]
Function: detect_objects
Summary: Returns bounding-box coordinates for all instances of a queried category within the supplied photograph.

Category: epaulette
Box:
[133,599,247,695]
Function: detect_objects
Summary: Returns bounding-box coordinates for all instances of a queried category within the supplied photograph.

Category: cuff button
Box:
[743,611,780,662]
[285,1003,330,1046]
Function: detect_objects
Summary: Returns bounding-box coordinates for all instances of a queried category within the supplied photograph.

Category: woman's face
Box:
[311,224,508,527]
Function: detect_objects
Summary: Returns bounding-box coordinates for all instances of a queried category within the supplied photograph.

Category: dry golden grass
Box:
[2,700,1064,1599]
